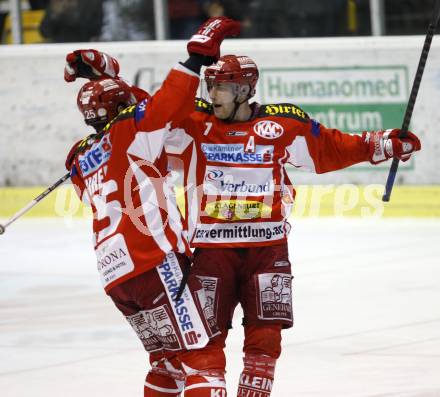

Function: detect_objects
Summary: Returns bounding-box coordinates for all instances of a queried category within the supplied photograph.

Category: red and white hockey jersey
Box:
[166,100,370,248]
[69,65,199,292]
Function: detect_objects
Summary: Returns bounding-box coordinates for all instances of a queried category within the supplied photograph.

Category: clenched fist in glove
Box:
[363,129,421,164]
[64,49,120,82]
[187,16,240,62]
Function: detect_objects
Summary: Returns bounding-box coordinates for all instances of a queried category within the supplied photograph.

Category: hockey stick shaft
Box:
[0,172,71,235]
[382,0,440,202]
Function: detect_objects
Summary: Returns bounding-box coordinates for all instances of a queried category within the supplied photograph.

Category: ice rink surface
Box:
[0,217,439,397]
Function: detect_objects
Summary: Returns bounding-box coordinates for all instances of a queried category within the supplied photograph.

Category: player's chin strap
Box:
[225,85,252,122]
[225,98,243,122]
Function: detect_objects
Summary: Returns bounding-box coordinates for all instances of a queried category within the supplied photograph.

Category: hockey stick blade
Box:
[382,0,440,202]
[0,172,71,236]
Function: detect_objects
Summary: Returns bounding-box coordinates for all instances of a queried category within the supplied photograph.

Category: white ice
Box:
[1,217,439,397]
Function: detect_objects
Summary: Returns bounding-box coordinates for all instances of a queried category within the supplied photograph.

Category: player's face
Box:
[208,82,238,120]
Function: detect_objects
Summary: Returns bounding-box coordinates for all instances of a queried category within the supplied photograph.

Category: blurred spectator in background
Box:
[240,0,347,38]
[0,2,7,37]
[28,0,48,9]
[203,0,249,20]
[204,0,223,17]
[1,0,436,45]
[385,0,434,35]
[201,0,252,38]
[168,0,204,39]
[100,0,154,41]
[199,0,365,38]
[167,0,252,40]
[39,0,103,42]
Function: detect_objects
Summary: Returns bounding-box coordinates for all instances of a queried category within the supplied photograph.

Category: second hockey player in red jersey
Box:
[63,18,240,397]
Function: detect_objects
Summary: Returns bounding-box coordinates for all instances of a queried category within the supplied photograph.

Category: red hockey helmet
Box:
[204,55,259,97]
[77,78,137,129]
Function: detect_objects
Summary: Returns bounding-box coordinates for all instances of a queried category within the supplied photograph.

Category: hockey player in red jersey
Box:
[65,51,421,396]
[63,18,240,397]
[165,55,422,397]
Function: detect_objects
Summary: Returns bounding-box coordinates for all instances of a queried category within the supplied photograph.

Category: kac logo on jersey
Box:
[253,120,284,139]
[78,135,112,177]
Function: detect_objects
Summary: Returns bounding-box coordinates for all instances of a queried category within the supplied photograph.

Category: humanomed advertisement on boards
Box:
[259,66,412,171]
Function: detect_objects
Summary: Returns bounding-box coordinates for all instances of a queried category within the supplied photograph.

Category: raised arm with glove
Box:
[64,16,240,82]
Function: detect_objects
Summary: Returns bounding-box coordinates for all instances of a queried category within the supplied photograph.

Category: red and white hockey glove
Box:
[187,17,240,62]
[64,49,150,101]
[64,49,120,82]
[363,129,421,165]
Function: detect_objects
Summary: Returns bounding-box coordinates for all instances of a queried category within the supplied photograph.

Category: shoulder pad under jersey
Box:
[257,103,309,123]
[102,104,137,131]
[194,98,213,114]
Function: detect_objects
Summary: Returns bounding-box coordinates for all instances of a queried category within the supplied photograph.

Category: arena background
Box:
[0,37,439,218]
[1,3,440,397]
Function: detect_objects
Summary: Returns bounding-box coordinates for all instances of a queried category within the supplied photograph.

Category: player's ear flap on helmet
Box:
[239,85,251,97]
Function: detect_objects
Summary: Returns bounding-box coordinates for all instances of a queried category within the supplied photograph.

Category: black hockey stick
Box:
[175,255,192,302]
[382,0,440,202]
[0,172,71,235]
